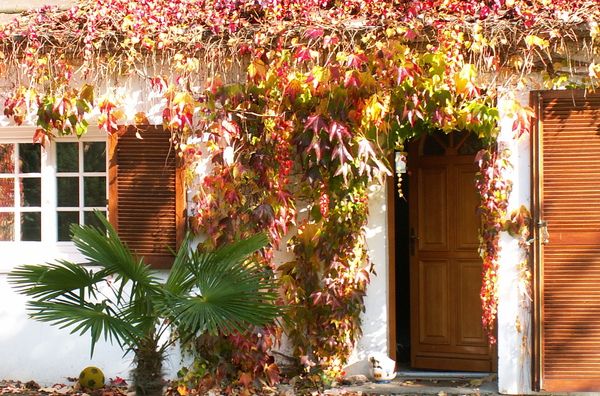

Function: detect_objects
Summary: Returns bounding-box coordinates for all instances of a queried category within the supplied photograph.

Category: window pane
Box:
[0,178,14,207]
[84,177,106,207]
[21,178,41,207]
[0,144,15,173]
[56,142,78,172]
[21,212,41,241]
[19,144,41,173]
[57,211,79,241]
[84,142,106,172]
[57,177,79,207]
[84,210,106,232]
[0,212,14,241]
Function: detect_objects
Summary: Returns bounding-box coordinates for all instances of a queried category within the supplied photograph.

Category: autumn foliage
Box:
[1,0,599,389]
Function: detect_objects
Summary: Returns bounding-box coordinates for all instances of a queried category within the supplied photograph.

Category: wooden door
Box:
[409,131,494,372]
[533,90,600,391]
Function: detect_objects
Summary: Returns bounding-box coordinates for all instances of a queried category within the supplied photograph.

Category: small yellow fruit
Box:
[78,366,105,390]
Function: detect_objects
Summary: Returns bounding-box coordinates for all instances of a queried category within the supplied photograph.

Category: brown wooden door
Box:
[409,131,494,372]
[533,90,600,392]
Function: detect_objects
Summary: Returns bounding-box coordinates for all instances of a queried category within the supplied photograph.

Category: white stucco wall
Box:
[496,90,533,394]
[0,271,183,385]
[343,184,390,375]
[0,273,132,384]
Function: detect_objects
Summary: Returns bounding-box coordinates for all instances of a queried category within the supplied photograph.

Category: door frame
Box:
[530,89,543,392]
[387,141,498,371]
[387,171,397,361]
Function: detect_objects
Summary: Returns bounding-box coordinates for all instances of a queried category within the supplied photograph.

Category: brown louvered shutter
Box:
[108,125,185,269]
[533,90,600,391]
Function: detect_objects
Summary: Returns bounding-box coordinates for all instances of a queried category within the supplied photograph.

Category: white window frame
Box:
[0,126,108,271]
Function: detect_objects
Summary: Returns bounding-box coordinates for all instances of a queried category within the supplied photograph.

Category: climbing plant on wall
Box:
[1,0,599,388]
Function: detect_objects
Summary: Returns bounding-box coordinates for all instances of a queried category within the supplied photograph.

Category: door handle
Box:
[538,220,550,245]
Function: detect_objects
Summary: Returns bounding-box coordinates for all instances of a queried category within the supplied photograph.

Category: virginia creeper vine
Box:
[0,0,599,390]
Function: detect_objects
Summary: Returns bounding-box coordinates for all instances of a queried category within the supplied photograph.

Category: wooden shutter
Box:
[533,90,600,391]
[108,125,185,269]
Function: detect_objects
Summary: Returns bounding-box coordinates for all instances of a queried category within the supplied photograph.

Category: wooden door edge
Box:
[386,171,397,362]
[529,90,542,392]
[408,141,420,368]
[107,133,119,230]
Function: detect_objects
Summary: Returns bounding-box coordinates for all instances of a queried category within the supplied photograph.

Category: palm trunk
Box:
[132,336,164,396]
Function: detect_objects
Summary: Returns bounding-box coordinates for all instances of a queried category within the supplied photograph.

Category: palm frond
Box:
[27,300,144,356]
[164,233,195,296]
[162,235,283,335]
[164,289,281,335]
[8,261,108,301]
[211,233,269,267]
[70,211,159,296]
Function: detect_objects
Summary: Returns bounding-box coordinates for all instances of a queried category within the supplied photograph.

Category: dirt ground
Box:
[1,374,499,396]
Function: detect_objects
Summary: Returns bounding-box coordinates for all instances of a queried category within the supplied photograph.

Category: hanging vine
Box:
[475,147,513,344]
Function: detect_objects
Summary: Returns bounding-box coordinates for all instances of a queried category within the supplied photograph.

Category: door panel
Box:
[456,166,481,250]
[409,132,494,372]
[419,259,450,343]
[418,168,448,250]
[533,90,600,391]
[457,260,487,345]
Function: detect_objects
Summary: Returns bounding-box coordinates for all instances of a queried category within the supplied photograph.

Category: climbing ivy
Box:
[1,0,599,388]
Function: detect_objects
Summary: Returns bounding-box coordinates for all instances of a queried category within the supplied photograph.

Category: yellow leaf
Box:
[590,63,600,79]
[112,109,125,121]
[121,15,134,31]
[524,35,549,49]
[248,59,267,80]
[591,21,599,41]
[79,84,94,103]
[297,223,321,246]
[173,92,194,106]
[335,51,348,63]
[454,64,476,95]
[177,385,188,396]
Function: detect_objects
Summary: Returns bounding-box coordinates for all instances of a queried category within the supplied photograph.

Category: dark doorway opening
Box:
[394,170,411,365]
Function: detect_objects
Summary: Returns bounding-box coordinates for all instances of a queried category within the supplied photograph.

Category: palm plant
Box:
[8,213,283,396]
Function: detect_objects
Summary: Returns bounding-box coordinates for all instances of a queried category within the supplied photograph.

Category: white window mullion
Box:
[79,141,84,224]
[13,144,21,241]
[42,141,57,244]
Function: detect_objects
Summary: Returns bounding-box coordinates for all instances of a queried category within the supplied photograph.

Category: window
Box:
[56,141,107,241]
[0,127,107,268]
[0,143,42,241]
[0,126,184,270]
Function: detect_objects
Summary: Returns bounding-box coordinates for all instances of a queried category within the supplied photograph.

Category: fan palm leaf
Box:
[27,300,144,355]
[70,214,158,294]
[160,234,283,335]
[163,233,195,296]
[8,260,108,300]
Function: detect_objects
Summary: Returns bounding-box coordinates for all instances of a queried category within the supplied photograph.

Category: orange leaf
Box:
[238,372,253,388]
[176,385,188,396]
